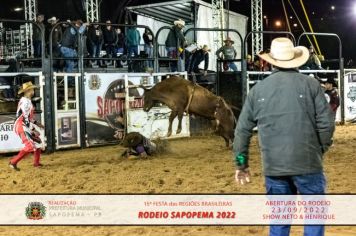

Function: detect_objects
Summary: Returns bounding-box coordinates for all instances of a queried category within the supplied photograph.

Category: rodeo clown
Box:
[120,132,157,160]
[9,81,44,171]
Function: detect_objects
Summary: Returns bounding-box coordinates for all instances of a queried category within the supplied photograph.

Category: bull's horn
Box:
[139,85,151,91]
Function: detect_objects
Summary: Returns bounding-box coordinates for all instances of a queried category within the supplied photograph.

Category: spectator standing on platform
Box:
[126,25,141,72]
[115,28,125,68]
[60,20,88,72]
[116,28,125,54]
[46,17,62,69]
[233,37,335,236]
[33,14,45,58]
[216,37,237,71]
[303,46,323,70]
[143,28,154,69]
[103,20,118,63]
[323,75,340,120]
[88,23,103,66]
[165,19,187,72]
[46,17,62,49]
[188,45,210,79]
[126,25,141,58]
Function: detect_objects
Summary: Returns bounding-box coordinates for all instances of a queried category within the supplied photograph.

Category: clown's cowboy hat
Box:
[258,37,309,69]
[224,36,234,44]
[174,19,185,27]
[18,81,39,94]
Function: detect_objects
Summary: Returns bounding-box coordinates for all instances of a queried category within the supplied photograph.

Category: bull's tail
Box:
[184,84,196,114]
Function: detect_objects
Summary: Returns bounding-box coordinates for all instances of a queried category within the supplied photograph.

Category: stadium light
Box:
[331,5,335,10]
[275,20,282,27]
[14,7,23,12]
[353,3,356,15]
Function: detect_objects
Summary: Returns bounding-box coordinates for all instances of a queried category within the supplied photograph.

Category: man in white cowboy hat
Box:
[165,19,187,72]
[216,36,238,71]
[10,81,45,171]
[187,45,210,77]
[60,19,89,72]
[46,17,62,63]
[233,37,335,236]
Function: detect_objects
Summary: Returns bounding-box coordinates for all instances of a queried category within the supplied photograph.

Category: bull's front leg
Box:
[176,112,184,134]
[167,111,178,137]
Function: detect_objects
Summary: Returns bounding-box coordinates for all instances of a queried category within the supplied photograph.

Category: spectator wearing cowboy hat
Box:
[216,36,238,71]
[188,45,210,77]
[60,19,89,72]
[233,37,335,236]
[165,19,187,72]
[10,81,45,171]
[46,17,62,69]
[323,75,340,119]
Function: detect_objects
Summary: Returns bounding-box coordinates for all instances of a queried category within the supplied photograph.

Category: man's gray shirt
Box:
[233,69,335,176]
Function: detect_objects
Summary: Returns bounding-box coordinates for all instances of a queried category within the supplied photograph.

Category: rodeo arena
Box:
[1,0,356,235]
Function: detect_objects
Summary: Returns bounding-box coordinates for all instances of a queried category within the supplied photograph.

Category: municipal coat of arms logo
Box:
[89,74,101,90]
[25,202,46,220]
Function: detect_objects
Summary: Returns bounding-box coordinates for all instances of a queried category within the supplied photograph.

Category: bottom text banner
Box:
[0,195,355,225]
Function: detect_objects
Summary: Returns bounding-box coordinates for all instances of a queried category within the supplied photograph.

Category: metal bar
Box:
[297,32,344,124]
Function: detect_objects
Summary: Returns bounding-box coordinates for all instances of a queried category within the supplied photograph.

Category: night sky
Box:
[1,0,355,63]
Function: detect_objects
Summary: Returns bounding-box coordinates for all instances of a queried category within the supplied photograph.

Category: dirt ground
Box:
[1,125,356,235]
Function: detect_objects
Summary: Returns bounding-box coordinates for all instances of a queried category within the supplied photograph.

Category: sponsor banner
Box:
[345,73,356,120]
[0,114,45,153]
[1,195,356,225]
[84,73,189,146]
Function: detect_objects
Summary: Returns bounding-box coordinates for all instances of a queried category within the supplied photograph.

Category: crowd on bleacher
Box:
[28,14,326,74]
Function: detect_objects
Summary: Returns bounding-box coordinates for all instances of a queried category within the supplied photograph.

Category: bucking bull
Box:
[142,76,236,147]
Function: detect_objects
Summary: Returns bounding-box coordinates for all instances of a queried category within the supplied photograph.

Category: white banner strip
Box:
[0,195,355,225]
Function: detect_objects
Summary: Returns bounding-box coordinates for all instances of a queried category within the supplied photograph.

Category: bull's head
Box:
[141,86,154,112]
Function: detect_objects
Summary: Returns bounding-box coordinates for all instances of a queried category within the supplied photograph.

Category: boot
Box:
[10,149,29,165]
[33,149,42,167]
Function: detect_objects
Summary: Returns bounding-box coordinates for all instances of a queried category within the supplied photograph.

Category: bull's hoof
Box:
[176,128,182,134]
[167,131,172,137]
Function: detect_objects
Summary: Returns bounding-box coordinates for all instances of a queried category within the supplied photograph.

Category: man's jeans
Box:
[90,42,102,65]
[228,62,238,71]
[60,46,77,73]
[166,47,183,72]
[144,44,153,68]
[265,173,326,236]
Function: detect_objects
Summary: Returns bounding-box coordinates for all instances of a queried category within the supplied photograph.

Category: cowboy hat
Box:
[324,74,337,87]
[18,81,39,94]
[224,37,234,44]
[258,37,309,69]
[201,45,211,52]
[122,132,143,148]
[47,16,58,23]
[174,19,185,27]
